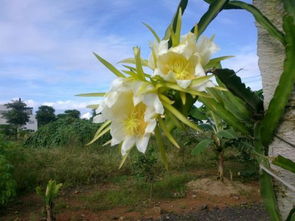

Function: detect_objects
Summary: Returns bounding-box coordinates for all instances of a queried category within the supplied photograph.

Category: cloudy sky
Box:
[0,0,260,118]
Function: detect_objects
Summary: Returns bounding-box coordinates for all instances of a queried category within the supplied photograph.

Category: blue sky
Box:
[0,0,260,118]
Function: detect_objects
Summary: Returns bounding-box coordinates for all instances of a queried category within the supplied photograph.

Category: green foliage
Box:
[164,0,188,41]
[36,105,56,127]
[260,170,281,221]
[0,125,16,140]
[203,0,285,45]
[132,147,158,182]
[191,139,212,156]
[57,109,81,119]
[192,0,229,36]
[0,155,16,206]
[2,99,30,128]
[24,117,108,148]
[213,69,263,115]
[283,0,295,22]
[2,144,123,192]
[36,180,62,206]
[272,155,295,174]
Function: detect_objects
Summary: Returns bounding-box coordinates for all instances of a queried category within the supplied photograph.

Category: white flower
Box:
[93,78,164,156]
[149,32,219,89]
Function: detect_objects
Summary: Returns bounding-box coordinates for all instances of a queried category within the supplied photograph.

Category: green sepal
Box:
[93,53,125,78]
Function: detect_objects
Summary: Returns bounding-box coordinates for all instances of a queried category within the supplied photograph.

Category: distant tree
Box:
[2,99,30,138]
[56,109,81,120]
[36,105,56,127]
[64,109,80,119]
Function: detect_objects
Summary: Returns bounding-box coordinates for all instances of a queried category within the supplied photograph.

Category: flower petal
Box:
[136,134,151,153]
[93,114,105,123]
[121,136,136,156]
[145,119,157,133]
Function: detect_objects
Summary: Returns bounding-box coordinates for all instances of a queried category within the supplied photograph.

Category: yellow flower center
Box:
[162,54,196,80]
[124,102,147,136]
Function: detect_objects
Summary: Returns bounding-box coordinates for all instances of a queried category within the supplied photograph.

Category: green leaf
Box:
[200,97,249,134]
[192,139,213,155]
[143,23,161,42]
[76,92,105,97]
[213,68,263,114]
[171,8,182,47]
[159,118,180,149]
[163,102,201,131]
[260,16,295,146]
[202,0,285,45]
[191,0,229,37]
[272,155,295,174]
[207,86,252,122]
[216,128,238,139]
[155,126,168,170]
[205,56,234,70]
[259,170,281,221]
[119,58,149,67]
[133,47,145,80]
[93,52,125,78]
[189,106,207,120]
[87,121,111,145]
[164,0,188,40]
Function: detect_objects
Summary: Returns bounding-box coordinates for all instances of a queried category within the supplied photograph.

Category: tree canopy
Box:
[2,99,30,129]
[36,105,56,127]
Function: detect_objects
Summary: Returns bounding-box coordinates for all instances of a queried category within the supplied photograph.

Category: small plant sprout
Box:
[36,180,63,221]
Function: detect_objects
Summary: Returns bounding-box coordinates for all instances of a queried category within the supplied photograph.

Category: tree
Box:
[1,99,30,138]
[36,105,56,127]
[64,109,80,119]
[57,109,81,119]
[254,0,295,219]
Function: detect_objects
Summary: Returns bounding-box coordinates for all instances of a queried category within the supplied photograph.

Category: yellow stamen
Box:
[124,103,147,136]
[162,54,196,80]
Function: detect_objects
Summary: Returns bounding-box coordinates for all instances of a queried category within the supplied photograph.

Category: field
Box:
[0,128,269,220]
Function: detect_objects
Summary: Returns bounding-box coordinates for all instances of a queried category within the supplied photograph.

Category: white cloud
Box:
[42,100,101,111]
[222,46,262,90]
[81,112,92,120]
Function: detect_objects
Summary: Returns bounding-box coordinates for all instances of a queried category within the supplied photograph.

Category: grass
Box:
[79,172,197,211]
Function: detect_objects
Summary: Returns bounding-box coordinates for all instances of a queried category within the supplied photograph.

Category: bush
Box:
[24,117,110,148]
[0,155,16,206]
[1,144,125,192]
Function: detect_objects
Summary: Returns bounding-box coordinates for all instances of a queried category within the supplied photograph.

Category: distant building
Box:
[0,103,38,131]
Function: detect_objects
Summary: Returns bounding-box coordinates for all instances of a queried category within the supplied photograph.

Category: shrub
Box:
[0,155,16,206]
[24,117,110,148]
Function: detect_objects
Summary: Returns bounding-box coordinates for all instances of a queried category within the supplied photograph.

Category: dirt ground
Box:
[0,176,269,221]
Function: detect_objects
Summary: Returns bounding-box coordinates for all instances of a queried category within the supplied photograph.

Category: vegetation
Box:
[36,105,56,128]
[36,180,62,221]
[1,99,30,138]
[0,154,16,206]
[24,117,109,148]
